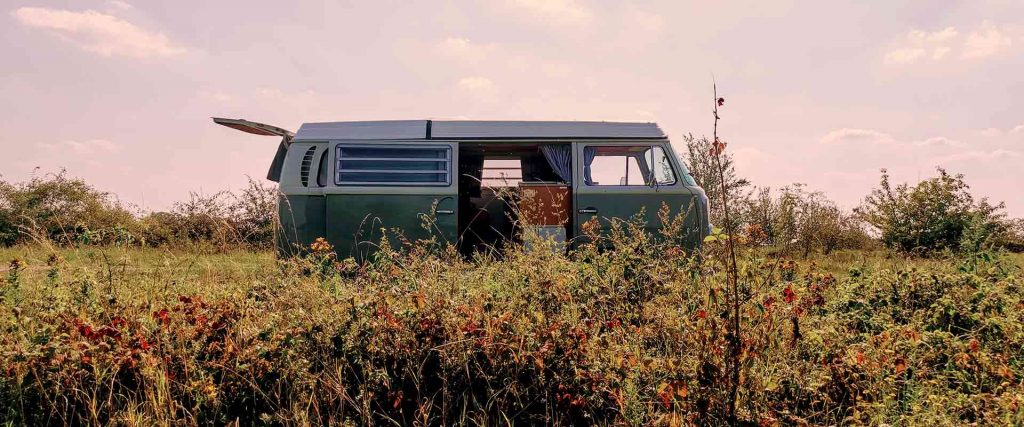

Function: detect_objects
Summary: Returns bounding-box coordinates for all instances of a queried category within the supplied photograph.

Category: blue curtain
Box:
[540,144,573,184]
[582,146,597,185]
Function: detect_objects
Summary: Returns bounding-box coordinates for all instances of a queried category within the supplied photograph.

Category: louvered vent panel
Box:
[300,146,317,187]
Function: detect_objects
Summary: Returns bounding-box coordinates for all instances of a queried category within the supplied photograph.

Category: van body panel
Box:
[294,120,429,141]
[432,121,665,139]
[572,141,704,248]
[322,140,459,260]
[277,194,326,255]
[324,194,458,259]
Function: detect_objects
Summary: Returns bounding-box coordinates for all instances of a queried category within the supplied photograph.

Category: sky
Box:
[1,0,1022,216]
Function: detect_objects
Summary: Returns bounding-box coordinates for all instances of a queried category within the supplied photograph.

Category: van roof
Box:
[292,120,666,141]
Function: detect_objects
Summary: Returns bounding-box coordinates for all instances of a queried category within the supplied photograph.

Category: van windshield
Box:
[582,145,677,187]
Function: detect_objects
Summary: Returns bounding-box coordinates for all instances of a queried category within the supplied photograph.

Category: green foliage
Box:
[681,133,750,228]
[739,185,875,255]
[0,171,138,246]
[138,178,276,250]
[1,231,1021,425]
[858,168,1007,254]
[0,173,277,251]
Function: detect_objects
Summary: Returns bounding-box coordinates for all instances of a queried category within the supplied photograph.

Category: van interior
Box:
[457,143,571,254]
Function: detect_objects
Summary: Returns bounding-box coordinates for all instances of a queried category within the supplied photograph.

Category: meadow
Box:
[1,231,1022,425]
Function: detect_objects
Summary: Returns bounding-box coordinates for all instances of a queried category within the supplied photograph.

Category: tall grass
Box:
[1,219,1021,425]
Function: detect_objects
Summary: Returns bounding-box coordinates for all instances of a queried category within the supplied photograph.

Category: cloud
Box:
[730,146,777,177]
[932,149,1021,164]
[435,37,496,63]
[821,128,895,145]
[962,21,1013,59]
[39,139,119,155]
[884,21,1015,65]
[824,129,970,152]
[506,0,592,26]
[979,127,1003,137]
[11,7,187,58]
[456,76,496,92]
[104,1,134,11]
[976,124,1024,137]
[455,76,498,102]
[884,48,928,65]
[884,27,958,64]
[915,136,966,148]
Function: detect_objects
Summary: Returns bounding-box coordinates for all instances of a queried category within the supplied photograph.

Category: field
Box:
[1,235,1022,426]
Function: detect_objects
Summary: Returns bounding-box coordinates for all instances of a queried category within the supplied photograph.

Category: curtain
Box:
[521,152,561,182]
[539,144,573,184]
[583,146,597,185]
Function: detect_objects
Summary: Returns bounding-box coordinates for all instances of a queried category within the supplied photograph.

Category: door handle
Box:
[578,207,599,214]
[436,209,455,215]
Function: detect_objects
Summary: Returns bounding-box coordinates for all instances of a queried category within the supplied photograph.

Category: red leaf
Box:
[783,285,797,303]
[894,357,907,374]
[717,97,725,107]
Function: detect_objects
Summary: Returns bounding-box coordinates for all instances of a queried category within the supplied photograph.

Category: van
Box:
[214,118,711,258]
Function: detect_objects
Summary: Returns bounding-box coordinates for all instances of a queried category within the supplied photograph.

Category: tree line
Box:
[2,153,1022,255]
[0,171,276,250]
[681,134,1024,255]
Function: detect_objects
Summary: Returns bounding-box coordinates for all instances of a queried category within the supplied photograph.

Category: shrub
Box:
[0,171,138,246]
[681,133,751,228]
[857,168,1006,254]
[1,218,1021,425]
[739,185,874,255]
[0,173,278,250]
[992,218,1024,252]
[138,178,278,250]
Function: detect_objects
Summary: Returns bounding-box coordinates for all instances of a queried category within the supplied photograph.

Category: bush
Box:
[992,218,1024,252]
[0,173,277,250]
[1,218,1021,424]
[0,171,138,246]
[681,133,751,228]
[139,178,278,250]
[857,168,1006,254]
[739,185,874,255]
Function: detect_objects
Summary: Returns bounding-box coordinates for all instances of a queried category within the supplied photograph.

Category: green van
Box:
[214,118,711,258]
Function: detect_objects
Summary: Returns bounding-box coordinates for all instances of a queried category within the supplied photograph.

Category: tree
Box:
[857,168,1005,253]
[681,133,750,228]
[740,184,872,254]
[0,170,138,246]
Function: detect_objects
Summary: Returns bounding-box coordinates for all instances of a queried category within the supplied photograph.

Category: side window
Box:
[482,159,522,187]
[316,149,330,187]
[583,145,677,186]
[336,145,451,186]
[650,146,677,185]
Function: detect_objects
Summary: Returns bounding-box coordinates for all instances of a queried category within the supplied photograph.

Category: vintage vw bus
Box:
[214,118,711,258]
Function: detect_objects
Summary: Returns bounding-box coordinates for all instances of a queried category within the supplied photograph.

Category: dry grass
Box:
[1,229,1022,425]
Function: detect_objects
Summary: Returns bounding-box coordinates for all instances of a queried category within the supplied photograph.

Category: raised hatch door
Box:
[211,117,295,182]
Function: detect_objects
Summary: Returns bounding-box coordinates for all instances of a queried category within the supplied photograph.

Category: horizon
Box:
[1,0,1022,216]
